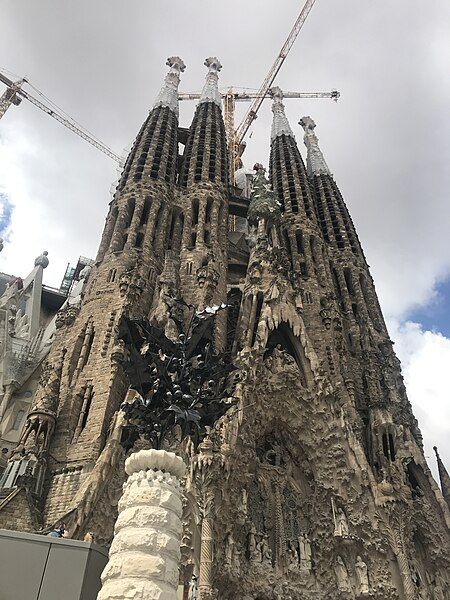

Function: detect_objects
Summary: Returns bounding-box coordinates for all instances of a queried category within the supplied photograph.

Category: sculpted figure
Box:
[69,264,92,306]
[299,532,312,571]
[248,525,259,562]
[334,507,349,537]
[225,532,235,567]
[188,575,198,600]
[241,488,248,515]
[334,555,351,592]
[288,541,299,571]
[355,555,369,595]
[261,533,272,564]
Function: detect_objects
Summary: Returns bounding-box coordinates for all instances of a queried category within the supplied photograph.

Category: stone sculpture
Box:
[334,507,349,537]
[355,556,369,595]
[335,555,352,593]
[299,532,312,572]
[34,250,49,269]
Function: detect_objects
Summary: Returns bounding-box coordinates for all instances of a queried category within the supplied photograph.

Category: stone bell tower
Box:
[0,56,187,544]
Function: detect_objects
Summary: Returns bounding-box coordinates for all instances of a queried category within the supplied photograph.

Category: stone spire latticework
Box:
[270,86,295,142]
[199,56,222,107]
[152,56,186,118]
[269,94,315,218]
[299,116,331,177]
[180,57,228,187]
[117,56,185,190]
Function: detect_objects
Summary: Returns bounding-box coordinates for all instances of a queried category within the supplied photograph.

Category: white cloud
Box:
[388,318,450,481]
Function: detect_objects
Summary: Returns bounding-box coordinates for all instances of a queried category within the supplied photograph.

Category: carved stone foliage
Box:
[55,304,79,328]
[119,265,147,310]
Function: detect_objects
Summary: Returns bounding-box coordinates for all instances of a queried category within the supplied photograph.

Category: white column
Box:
[98,449,186,600]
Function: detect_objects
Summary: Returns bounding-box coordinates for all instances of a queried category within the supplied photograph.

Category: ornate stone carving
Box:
[199,57,222,107]
[299,532,312,572]
[334,555,352,593]
[334,507,350,538]
[153,56,186,118]
[270,87,294,141]
[34,250,49,269]
[355,556,369,596]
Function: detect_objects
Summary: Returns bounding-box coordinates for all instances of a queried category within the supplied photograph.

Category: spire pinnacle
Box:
[153,56,186,119]
[270,86,294,142]
[434,446,450,507]
[299,116,331,176]
[199,57,222,107]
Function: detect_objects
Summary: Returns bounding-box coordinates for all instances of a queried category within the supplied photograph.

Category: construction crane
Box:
[0,71,123,165]
[179,87,339,165]
[0,0,322,176]
[235,0,318,154]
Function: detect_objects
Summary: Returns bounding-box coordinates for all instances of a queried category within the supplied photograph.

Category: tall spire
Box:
[434,446,450,508]
[152,56,186,119]
[270,87,294,142]
[299,116,331,176]
[269,88,314,218]
[117,56,185,190]
[199,57,222,107]
[180,57,228,187]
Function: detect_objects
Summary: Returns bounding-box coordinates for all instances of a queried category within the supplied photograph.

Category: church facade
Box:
[0,56,449,599]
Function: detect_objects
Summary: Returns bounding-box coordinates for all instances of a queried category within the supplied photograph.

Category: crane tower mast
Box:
[235,0,317,150]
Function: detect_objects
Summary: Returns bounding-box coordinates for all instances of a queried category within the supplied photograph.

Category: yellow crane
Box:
[180,0,330,177]
[179,86,339,167]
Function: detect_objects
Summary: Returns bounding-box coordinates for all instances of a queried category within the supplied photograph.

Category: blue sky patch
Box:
[408,277,450,338]
[0,191,14,237]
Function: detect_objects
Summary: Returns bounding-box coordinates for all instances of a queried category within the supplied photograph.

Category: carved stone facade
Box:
[0,59,449,600]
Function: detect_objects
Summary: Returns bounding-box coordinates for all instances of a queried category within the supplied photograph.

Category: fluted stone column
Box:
[98,449,186,600]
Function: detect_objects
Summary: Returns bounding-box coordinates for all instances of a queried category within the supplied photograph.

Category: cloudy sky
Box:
[1,1,449,476]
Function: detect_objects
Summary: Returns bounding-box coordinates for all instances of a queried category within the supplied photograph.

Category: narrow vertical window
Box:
[140,197,152,225]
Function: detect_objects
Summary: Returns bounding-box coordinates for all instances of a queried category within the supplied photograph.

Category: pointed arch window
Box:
[12,409,25,431]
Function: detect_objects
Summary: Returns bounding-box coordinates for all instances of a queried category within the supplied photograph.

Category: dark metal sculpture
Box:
[117,302,236,452]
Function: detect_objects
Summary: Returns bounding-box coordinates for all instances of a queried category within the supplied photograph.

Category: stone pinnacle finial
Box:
[34,250,49,269]
[0,237,3,252]
[270,86,294,142]
[434,446,450,508]
[299,115,331,177]
[152,56,186,119]
[199,57,222,108]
